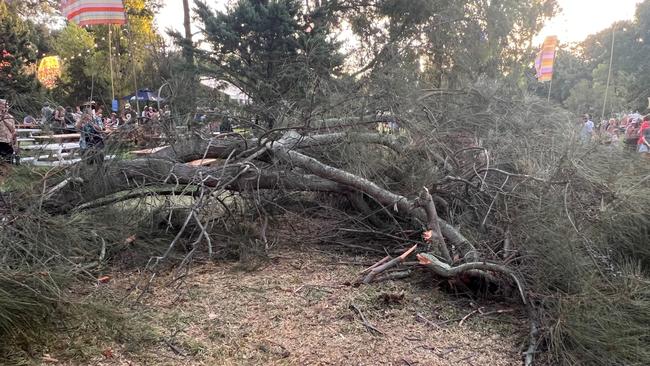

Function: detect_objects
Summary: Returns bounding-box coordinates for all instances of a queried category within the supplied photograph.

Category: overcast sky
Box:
[534,0,642,44]
[156,0,644,46]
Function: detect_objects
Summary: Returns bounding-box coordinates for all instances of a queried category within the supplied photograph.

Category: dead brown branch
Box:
[418,187,451,262]
[361,244,417,284]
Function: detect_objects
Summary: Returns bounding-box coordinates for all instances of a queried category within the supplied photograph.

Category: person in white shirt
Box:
[580,114,594,142]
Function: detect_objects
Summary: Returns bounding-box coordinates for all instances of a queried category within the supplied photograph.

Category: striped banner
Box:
[61,0,126,26]
[534,36,558,82]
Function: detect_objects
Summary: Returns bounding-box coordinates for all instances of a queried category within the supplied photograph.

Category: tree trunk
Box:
[182,0,193,65]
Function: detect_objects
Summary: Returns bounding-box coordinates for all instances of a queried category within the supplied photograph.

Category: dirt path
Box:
[70,249,525,366]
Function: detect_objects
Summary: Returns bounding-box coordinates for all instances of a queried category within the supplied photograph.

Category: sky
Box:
[156,0,226,36]
[157,0,643,46]
[534,0,643,44]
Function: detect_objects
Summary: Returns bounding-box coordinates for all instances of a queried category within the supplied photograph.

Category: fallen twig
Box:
[164,339,187,357]
[360,255,391,274]
[416,312,442,329]
[402,358,415,366]
[349,303,384,335]
[459,310,479,326]
[373,269,413,282]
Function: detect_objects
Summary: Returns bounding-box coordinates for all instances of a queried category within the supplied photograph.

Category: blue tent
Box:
[122,89,164,102]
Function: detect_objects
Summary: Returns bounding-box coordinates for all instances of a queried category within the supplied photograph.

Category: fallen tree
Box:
[3,82,650,366]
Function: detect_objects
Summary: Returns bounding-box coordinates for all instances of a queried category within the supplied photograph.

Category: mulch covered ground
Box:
[65,246,527,366]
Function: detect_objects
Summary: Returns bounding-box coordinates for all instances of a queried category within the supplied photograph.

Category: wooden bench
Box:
[34,133,81,143]
[31,158,82,167]
[30,152,73,161]
[186,158,218,167]
[23,154,116,166]
[16,128,42,138]
[22,142,80,161]
[22,142,80,151]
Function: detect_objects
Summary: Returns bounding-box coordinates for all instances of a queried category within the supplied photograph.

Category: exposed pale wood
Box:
[131,146,169,156]
[362,244,417,284]
[186,158,219,167]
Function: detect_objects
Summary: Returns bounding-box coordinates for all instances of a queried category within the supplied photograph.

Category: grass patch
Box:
[1,300,160,364]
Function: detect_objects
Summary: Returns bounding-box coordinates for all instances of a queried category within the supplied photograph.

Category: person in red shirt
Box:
[638,115,650,153]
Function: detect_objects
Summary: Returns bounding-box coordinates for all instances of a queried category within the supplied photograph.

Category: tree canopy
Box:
[0,2,40,103]
[195,0,343,122]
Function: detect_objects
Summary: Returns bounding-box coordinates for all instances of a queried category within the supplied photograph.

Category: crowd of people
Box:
[580,113,650,155]
[24,102,172,132]
[0,98,175,164]
[5,98,649,165]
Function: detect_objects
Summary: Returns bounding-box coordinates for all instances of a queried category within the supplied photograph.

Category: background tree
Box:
[52,0,163,107]
[194,0,343,126]
[0,1,40,105]
[52,24,106,106]
[340,0,557,88]
[538,0,650,115]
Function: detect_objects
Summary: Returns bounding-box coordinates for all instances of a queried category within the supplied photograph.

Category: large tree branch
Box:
[150,131,407,163]
[286,132,407,153]
[44,158,346,212]
[268,131,478,261]
[417,253,526,305]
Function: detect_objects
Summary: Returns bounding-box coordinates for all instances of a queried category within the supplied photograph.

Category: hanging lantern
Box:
[37,56,61,89]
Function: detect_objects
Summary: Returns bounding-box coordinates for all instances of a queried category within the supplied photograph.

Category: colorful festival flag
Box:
[534,36,558,82]
[61,0,126,26]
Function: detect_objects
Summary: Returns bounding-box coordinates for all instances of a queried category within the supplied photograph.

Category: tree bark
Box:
[419,187,452,262]
[44,158,346,212]
[45,131,478,262]
[182,0,193,64]
[266,131,479,260]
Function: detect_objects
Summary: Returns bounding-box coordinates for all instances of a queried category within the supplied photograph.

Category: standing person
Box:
[637,115,650,154]
[0,99,17,164]
[606,118,617,133]
[580,114,595,142]
[95,107,103,121]
[106,112,120,129]
[639,121,650,158]
[53,106,65,127]
[41,102,53,124]
[41,103,54,125]
[76,113,104,164]
[73,106,82,120]
[122,103,135,124]
[219,116,233,133]
[64,106,76,127]
[624,118,640,150]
